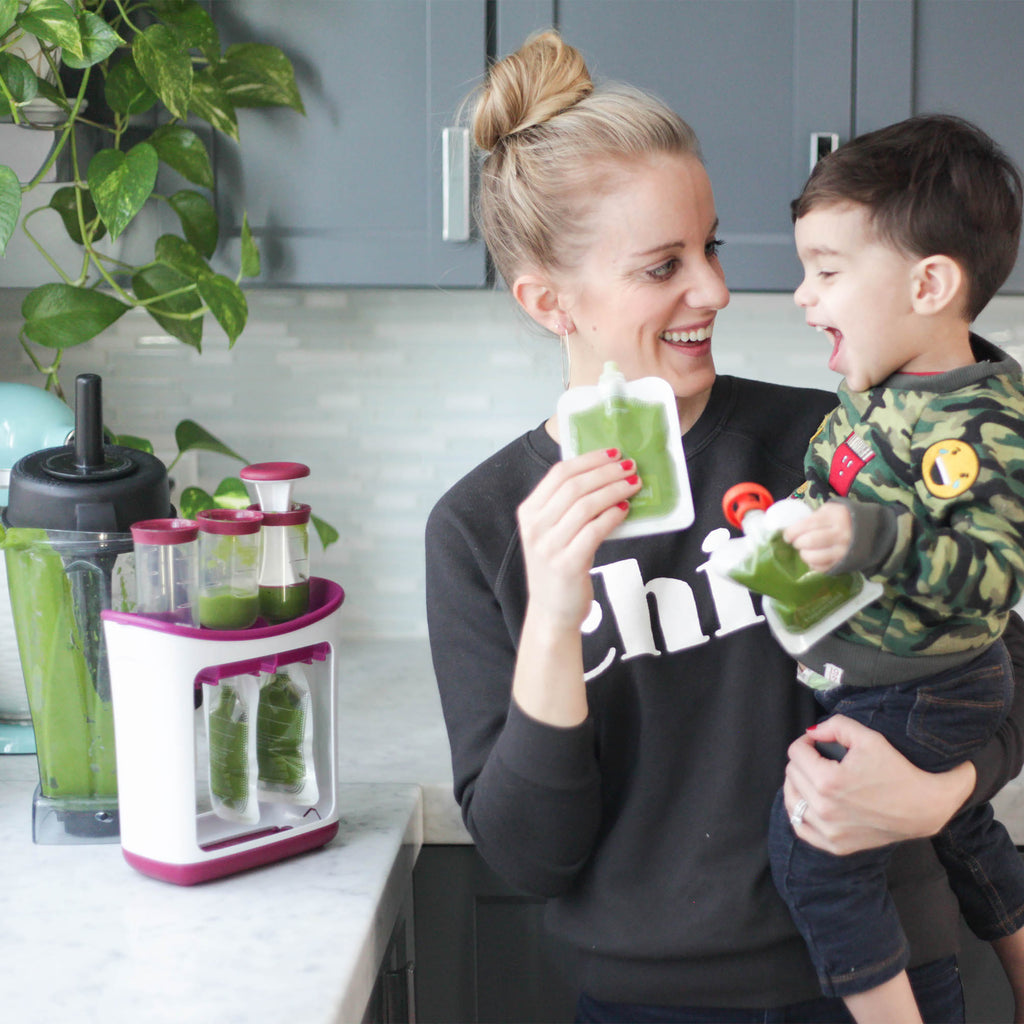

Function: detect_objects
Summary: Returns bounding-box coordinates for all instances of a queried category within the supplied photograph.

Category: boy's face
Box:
[793,202,924,391]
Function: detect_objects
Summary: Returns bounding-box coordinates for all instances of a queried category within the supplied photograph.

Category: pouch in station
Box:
[205,674,259,824]
[256,666,318,805]
[709,484,882,656]
[557,361,694,539]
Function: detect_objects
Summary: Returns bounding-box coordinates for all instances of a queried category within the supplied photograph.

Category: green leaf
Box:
[213,476,251,509]
[178,484,214,519]
[61,9,122,70]
[188,68,238,142]
[154,233,210,280]
[150,0,220,63]
[105,56,156,116]
[0,164,22,256]
[17,0,83,60]
[239,211,260,278]
[174,419,247,462]
[0,0,18,37]
[198,273,246,346]
[213,43,305,114]
[132,23,191,120]
[114,434,154,455]
[311,513,339,551]
[149,124,213,188]
[88,142,158,239]
[0,52,38,104]
[168,189,217,258]
[132,263,203,350]
[48,185,105,245]
[21,283,130,348]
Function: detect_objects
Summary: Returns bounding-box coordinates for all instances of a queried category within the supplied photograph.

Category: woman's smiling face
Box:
[555,152,730,427]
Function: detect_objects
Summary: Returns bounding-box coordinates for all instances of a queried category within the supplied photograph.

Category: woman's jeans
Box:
[575,955,964,1022]
[768,642,1024,998]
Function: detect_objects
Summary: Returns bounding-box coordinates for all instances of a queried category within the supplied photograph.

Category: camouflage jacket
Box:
[797,336,1024,687]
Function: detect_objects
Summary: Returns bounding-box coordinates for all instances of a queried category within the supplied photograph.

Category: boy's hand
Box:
[783,501,853,572]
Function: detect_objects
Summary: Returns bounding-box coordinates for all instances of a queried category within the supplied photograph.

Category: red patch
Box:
[828,433,875,496]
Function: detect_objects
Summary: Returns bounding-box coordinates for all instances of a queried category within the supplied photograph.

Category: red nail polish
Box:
[620,459,635,472]
[606,448,620,458]
[625,474,640,486]
[617,501,630,511]
[806,723,818,731]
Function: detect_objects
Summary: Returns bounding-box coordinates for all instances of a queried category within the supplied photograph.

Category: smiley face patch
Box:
[921,439,980,499]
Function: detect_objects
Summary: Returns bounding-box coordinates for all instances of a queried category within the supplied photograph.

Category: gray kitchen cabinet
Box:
[413,845,577,1023]
[855,0,1024,294]
[516,0,856,291]
[210,0,488,286]
[205,1,1024,292]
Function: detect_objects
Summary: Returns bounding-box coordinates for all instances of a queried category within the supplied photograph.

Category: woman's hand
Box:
[783,714,976,854]
[783,501,853,572]
[512,448,641,726]
[517,448,642,632]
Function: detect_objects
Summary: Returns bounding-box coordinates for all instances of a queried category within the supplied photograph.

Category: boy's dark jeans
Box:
[769,641,1024,999]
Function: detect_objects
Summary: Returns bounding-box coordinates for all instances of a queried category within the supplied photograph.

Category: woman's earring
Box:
[560,327,572,390]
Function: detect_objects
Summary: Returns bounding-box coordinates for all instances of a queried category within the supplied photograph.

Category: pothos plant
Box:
[0,0,336,546]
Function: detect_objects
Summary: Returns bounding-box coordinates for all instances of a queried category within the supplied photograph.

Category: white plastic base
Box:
[102,578,344,885]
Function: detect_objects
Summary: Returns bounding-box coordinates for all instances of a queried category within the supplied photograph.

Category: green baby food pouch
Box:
[256,666,318,805]
[557,362,694,539]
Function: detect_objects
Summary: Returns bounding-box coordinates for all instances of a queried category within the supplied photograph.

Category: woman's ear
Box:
[910,255,965,316]
[513,273,573,335]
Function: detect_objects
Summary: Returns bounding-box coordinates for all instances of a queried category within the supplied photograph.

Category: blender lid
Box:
[3,374,171,533]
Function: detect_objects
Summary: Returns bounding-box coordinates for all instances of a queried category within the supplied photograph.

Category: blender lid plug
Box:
[240,462,310,513]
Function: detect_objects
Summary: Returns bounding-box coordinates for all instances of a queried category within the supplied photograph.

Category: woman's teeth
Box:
[661,326,712,344]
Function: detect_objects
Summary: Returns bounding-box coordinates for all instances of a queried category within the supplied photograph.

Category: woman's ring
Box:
[790,798,809,828]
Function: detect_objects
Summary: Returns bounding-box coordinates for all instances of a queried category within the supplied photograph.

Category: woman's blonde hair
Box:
[470,30,702,286]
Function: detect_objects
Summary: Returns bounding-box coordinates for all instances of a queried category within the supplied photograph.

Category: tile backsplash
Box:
[3,287,1024,638]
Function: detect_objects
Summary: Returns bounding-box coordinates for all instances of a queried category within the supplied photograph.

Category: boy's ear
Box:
[910,255,965,316]
[513,273,574,335]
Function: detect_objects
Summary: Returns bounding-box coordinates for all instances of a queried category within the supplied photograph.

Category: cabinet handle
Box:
[809,132,840,172]
[383,960,415,1023]
[442,127,471,242]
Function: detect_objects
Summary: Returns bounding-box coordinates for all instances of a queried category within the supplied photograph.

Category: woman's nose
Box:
[692,260,730,310]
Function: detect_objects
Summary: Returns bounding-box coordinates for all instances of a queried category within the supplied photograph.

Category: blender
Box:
[2,373,172,843]
[0,383,76,754]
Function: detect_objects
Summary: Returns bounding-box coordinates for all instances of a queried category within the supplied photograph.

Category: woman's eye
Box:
[647,259,678,281]
[705,237,725,259]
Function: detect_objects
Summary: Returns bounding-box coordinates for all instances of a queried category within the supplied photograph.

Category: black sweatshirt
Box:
[425,374,1024,1008]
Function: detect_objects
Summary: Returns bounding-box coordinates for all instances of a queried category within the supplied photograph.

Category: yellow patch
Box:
[921,439,980,499]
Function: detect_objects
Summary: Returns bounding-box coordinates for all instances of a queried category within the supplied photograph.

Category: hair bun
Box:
[473,30,593,152]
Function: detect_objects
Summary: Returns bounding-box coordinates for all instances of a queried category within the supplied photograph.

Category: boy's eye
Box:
[818,270,836,280]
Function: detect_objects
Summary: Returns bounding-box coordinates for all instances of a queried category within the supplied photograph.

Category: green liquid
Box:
[2,530,117,801]
[257,672,307,791]
[570,397,678,520]
[728,531,864,632]
[208,685,250,810]
[259,581,310,624]
[198,589,260,630]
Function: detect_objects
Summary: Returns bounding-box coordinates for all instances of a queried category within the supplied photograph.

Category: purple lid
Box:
[247,501,311,527]
[196,508,263,536]
[131,518,199,545]
[239,462,310,482]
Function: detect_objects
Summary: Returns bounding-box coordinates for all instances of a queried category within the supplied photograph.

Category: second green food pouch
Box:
[557,361,694,539]
[256,666,318,805]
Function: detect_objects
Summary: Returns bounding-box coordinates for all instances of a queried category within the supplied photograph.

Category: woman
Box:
[425,30,1024,1022]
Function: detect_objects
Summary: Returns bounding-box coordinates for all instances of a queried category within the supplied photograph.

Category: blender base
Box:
[32,785,120,844]
[0,720,35,754]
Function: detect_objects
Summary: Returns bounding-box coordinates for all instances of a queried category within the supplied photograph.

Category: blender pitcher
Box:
[2,374,171,843]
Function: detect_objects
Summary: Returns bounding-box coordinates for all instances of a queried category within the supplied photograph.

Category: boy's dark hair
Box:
[792,114,1023,321]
